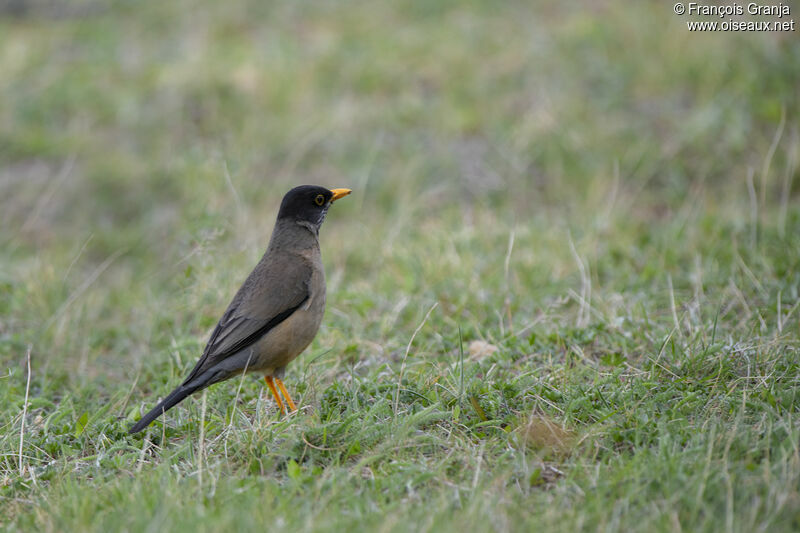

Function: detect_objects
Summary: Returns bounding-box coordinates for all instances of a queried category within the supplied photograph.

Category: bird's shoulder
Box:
[233,246,320,317]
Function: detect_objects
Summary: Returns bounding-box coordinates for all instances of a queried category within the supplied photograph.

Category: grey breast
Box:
[250,249,326,374]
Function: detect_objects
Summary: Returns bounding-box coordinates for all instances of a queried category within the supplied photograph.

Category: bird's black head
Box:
[277,185,351,228]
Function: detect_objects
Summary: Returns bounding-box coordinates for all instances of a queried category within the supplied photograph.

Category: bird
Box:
[129,185,351,434]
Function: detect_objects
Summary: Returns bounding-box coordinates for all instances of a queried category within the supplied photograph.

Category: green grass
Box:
[2,0,799,531]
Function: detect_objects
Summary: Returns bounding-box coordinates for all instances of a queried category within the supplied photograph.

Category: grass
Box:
[1,0,799,531]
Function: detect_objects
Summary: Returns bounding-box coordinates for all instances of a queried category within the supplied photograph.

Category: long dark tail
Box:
[128,376,212,434]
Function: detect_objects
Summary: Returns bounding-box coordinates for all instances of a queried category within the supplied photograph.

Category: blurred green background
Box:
[1,1,799,531]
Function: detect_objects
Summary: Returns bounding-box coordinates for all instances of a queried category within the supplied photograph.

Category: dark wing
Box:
[180,255,311,385]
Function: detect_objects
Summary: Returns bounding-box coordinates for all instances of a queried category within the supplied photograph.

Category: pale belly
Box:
[248,280,326,374]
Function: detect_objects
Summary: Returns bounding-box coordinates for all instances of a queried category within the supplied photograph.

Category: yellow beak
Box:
[330,188,352,202]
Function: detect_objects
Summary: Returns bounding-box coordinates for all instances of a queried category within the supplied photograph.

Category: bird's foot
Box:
[274,377,297,413]
[264,376,297,415]
[264,376,286,415]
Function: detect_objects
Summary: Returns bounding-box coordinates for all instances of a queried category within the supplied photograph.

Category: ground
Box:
[1,1,799,531]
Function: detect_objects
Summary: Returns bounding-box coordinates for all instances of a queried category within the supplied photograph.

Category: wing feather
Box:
[181,254,311,385]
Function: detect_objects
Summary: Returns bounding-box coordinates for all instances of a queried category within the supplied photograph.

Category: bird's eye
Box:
[314,194,325,206]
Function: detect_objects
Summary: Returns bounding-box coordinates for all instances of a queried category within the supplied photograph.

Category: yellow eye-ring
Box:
[314,194,325,206]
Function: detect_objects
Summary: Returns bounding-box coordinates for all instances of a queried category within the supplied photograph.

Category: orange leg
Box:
[274,377,297,413]
[264,376,286,414]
